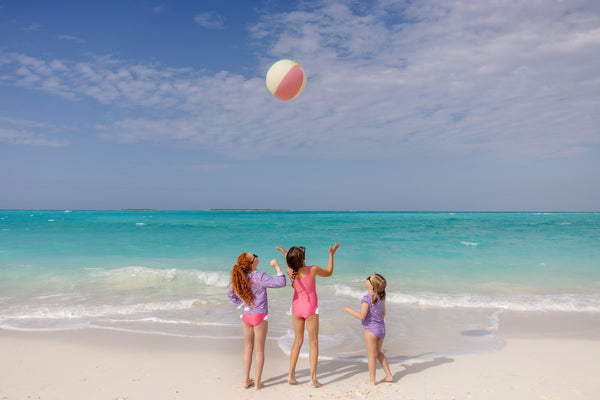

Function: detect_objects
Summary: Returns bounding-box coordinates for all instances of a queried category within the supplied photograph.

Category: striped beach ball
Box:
[265,59,306,101]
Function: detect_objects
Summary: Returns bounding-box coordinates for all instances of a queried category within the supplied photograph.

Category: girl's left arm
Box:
[227,286,244,308]
[343,302,369,320]
[257,271,286,288]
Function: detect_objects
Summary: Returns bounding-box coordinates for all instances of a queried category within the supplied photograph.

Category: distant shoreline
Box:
[0,209,598,213]
[209,209,291,211]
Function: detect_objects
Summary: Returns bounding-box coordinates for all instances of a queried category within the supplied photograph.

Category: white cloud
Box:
[194,12,225,29]
[0,116,47,128]
[152,6,167,14]
[0,117,69,147]
[175,163,232,171]
[0,127,68,147]
[23,23,42,31]
[1,1,599,160]
[58,34,86,43]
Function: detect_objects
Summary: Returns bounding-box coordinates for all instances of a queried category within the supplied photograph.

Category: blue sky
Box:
[1,0,599,211]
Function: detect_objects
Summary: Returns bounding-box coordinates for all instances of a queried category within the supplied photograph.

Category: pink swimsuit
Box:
[290,265,319,319]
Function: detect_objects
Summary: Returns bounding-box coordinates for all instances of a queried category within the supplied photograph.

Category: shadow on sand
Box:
[261,354,454,387]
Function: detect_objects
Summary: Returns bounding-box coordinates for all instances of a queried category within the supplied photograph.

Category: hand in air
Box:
[270,258,283,274]
[329,242,341,254]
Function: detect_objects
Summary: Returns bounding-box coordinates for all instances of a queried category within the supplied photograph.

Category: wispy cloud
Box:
[58,34,86,43]
[23,23,42,31]
[152,6,167,14]
[0,117,69,147]
[1,1,599,160]
[194,12,225,29]
[175,163,232,171]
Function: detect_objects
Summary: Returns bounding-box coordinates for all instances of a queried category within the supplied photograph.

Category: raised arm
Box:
[343,302,369,320]
[275,246,287,257]
[270,258,283,275]
[314,242,341,278]
[257,259,285,288]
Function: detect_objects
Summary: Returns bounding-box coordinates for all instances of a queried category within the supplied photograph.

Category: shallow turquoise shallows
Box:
[1,211,599,358]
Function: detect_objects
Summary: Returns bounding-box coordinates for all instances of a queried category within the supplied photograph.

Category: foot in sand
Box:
[288,377,298,385]
[380,376,394,383]
[255,382,264,391]
[243,379,254,389]
[310,380,323,388]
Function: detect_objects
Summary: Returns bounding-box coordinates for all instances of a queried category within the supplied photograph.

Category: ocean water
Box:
[1,211,599,359]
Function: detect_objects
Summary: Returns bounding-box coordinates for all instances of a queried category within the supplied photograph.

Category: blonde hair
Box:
[369,273,387,305]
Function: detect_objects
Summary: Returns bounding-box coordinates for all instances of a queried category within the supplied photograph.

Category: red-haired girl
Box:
[227,253,286,390]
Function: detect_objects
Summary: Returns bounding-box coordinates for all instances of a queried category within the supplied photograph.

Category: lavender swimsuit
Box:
[361,294,385,339]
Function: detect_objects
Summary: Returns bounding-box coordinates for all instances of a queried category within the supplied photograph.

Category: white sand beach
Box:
[1,311,599,400]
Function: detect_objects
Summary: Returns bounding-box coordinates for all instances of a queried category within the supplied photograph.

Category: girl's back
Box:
[289,265,318,319]
[361,294,385,329]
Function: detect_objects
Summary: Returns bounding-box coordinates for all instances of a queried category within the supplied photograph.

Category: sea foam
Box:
[332,284,600,313]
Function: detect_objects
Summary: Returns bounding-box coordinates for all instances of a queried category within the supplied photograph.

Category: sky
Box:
[1,0,599,211]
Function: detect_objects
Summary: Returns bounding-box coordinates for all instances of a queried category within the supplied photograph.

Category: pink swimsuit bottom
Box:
[242,313,268,326]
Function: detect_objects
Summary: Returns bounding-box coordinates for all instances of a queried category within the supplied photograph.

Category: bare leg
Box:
[289,315,305,384]
[306,313,322,387]
[376,337,393,382]
[254,320,268,390]
[364,330,378,385]
[242,323,255,388]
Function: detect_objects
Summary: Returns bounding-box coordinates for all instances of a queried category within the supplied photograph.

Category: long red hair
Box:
[230,253,255,307]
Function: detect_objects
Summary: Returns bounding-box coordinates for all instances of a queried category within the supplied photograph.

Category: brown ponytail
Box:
[286,246,305,288]
[230,253,255,307]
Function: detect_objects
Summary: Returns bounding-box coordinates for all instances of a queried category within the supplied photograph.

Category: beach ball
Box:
[265,59,306,101]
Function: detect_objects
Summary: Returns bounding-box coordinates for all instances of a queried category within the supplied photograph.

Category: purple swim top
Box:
[361,293,386,339]
[227,271,286,314]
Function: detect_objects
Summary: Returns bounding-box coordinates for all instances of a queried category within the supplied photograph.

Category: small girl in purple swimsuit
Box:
[343,273,393,386]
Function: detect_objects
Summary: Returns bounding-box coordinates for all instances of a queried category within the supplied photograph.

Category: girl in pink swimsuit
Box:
[276,242,341,388]
[228,253,286,390]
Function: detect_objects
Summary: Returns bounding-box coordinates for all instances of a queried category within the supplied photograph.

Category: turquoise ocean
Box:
[1,211,599,359]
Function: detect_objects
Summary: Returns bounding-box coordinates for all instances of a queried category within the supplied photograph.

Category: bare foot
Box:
[380,376,394,383]
[288,377,298,385]
[243,379,254,389]
[310,380,323,388]
[365,380,376,386]
[255,382,264,391]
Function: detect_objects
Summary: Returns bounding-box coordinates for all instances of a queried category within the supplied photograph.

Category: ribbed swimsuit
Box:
[290,265,319,319]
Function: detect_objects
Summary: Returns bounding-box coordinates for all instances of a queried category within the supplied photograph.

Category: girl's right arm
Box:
[343,302,369,320]
[275,246,287,257]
